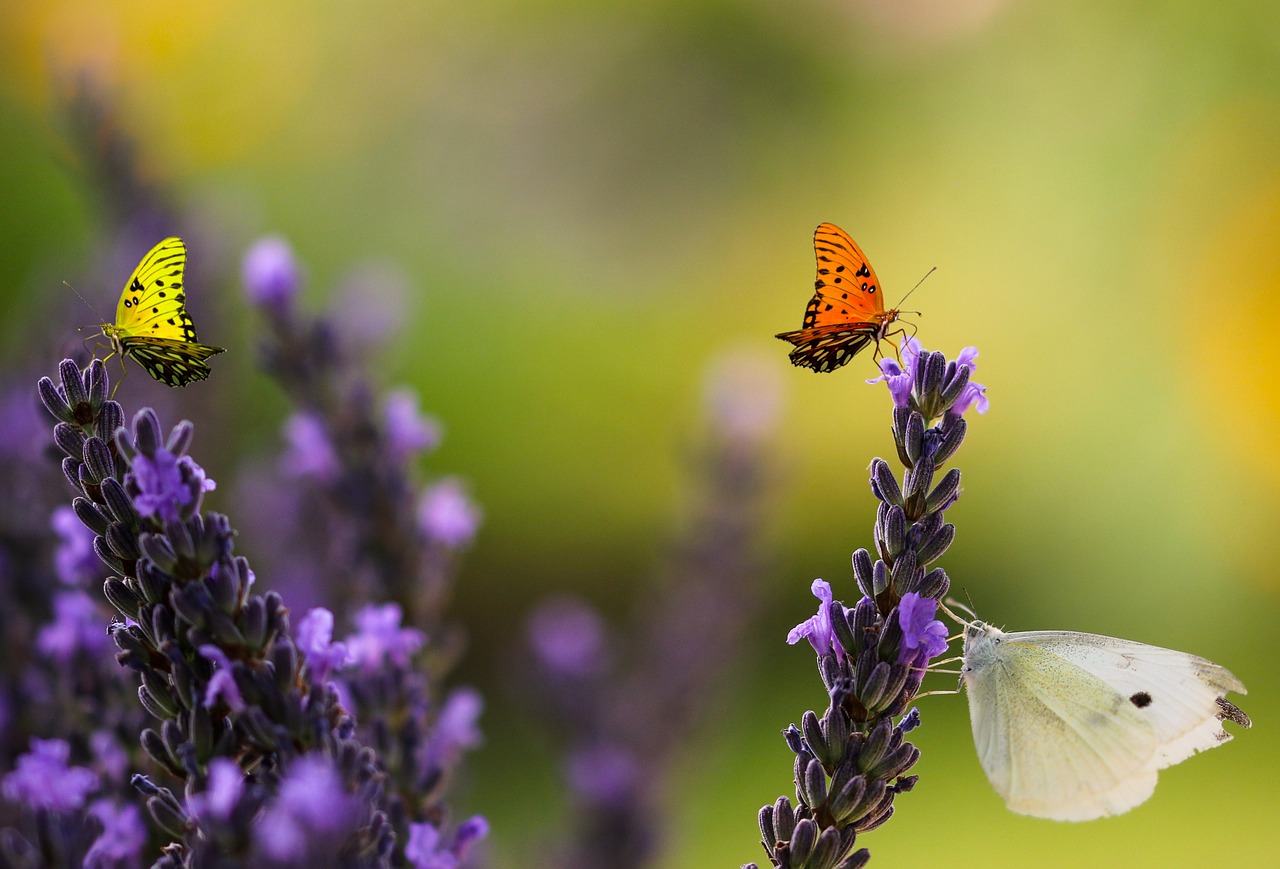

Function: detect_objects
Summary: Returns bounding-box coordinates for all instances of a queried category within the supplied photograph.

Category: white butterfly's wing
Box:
[965,627,1161,821]
[1013,631,1248,769]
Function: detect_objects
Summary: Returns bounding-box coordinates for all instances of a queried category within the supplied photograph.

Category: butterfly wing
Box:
[776,223,892,373]
[108,237,225,387]
[122,336,225,387]
[964,624,1249,821]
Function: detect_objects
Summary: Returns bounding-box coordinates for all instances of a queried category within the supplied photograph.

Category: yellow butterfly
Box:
[99,237,225,387]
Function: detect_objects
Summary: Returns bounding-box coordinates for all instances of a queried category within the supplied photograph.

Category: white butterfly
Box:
[957,617,1251,821]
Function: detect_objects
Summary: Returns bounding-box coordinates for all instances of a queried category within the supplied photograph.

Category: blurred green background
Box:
[2,0,1278,865]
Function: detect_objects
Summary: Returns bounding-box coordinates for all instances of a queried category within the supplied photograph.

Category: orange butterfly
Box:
[776,223,907,373]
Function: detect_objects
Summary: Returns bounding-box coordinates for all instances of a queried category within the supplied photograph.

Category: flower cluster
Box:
[37,359,391,866]
[748,339,987,869]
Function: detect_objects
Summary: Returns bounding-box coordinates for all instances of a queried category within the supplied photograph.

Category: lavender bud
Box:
[828,772,867,825]
[145,793,189,840]
[871,559,888,597]
[100,477,136,524]
[916,523,955,565]
[852,549,874,598]
[869,459,902,507]
[789,818,818,861]
[93,536,127,575]
[166,420,194,457]
[55,422,87,458]
[104,577,143,619]
[139,683,178,720]
[86,358,107,406]
[137,560,169,604]
[925,468,961,515]
[808,826,842,867]
[933,416,966,466]
[877,611,903,663]
[783,723,805,755]
[61,456,82,492]
[772,797,796,840]
[919,351,945,404]
[939,362,970,409]
[889,549,918,596]
[271,639,298,690]
[96,400,124,444]
[189,705,214,758]
[241,596,268,649]
[60,359,88,409]
[131,409,163,457]
[140,729,183,778]
[758,803,778,845]
[858,661,892,711]
[83,436,116,483]
[903,412,925,465]
[139,534,178,574]
[857,718,893,774]
[831,603,857,659]
[880,506,906,559]
[38,375,71,421]
[73,496,111,535]
[891,407,913,468]
[165,520,195,563]
[802,711,830,766]
[851,597,877,644]
[917,567,950,599]
[105,523,142,560]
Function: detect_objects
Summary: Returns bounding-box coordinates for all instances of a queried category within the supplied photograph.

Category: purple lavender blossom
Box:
[256,756,360,861]
[188,758,245,822]
[280,412,340,481]
[952,346,989,415]
[199,645,246,712]
[130,448,216,523]
[405,816,489,869]
[896,592,949,666]
[51,504,100,586]
[36,591,111,661]
[866,357,914,408]
[345,602,426,672]
[786,579,837,658]
[91,730,130,785]
[385,389,442,461]
[527,597,607,678]
[2,739,99,812]
[295,607,350,684]
[417,478,481,549]
[84,800,147,868]
[426,688,484,765]
[243,236,301,310]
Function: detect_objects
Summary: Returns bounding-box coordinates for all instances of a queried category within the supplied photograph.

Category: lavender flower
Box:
[417,478,482,549]
[36,591,112,661]
[527,596,607,678]
[52,503,101,586]
[2,738,100,812]
[256,756,361,861]
[243,236,301,310]
[296,607,351,684]
[281,412,341,481]
[84,799,147,868]
[751,342,987,869]
[345,602,426,671]
[385,389,443,461]
[405,816,489,869]
[129,446,216,523]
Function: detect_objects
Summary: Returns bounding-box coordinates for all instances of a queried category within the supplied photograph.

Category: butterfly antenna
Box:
[937,599,973,628]
[64,280,107,328]
[895,266,936,309]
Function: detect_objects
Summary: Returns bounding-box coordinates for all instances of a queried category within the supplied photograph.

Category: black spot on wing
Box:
[1129,692,1152,708]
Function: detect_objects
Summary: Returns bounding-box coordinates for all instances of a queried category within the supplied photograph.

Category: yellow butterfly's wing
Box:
[115,237,198,341]
[104,237,225,387]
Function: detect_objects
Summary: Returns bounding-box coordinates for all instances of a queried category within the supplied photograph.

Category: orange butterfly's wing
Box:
[776,223,896,373]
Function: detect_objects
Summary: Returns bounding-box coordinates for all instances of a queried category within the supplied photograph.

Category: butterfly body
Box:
[100,237,224,387]
[776,223,904,372]
[961,620,1250,821]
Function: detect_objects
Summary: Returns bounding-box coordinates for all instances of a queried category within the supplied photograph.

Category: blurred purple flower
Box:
[296,608,350,684]
[2,739,99,812]
[36,591,110,661]
[527,596,606,678]
[84,800,147,868]
[786,579,837,658]
[896,592,948,666]
[257,756,360,860]
[91,730,130,785]
[702,350,783,444]
[566,743,640,809]
[406,816,488,869]
[281,413,340,481]
[867,357,914,408]
[345,603,425,672]
[243,236,301,310]
[189,758,244,822]
[199,645,245,712]
[51,505,100,587]
[427,688,484,765]
[131,448,215,523]
[417,478,481,549]
[384,389,442,462]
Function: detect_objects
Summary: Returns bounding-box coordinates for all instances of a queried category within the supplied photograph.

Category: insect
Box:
[98,237,225,387]
[957,615,1250,821]
[775,223,910,373]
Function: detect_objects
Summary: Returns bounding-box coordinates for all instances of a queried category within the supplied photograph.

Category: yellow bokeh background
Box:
[1,1,1278,865]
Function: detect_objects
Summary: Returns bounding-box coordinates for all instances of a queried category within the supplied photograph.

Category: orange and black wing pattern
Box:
[776,223,894,373]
